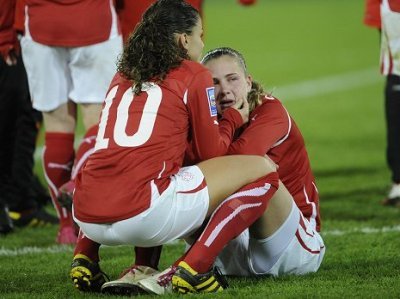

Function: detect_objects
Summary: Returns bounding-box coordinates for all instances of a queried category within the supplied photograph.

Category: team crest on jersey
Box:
[179,171,194,182]
[206,87,218,117]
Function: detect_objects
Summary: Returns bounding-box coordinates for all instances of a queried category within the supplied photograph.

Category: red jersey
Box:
[14,0,26,33]
[227,96,321,231]
[74,60,243,223]
[0,0,18,58]
[24,0,120,46]
[364,0,381,29]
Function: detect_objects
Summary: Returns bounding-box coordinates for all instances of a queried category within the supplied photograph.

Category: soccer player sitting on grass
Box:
[70,0,279,294]
[100,47,325,295]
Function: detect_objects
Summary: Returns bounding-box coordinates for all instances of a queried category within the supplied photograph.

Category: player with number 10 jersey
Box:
[73,61,244,224]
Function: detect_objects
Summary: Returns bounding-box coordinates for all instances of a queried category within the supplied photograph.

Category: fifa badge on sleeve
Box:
[206,87,218,117]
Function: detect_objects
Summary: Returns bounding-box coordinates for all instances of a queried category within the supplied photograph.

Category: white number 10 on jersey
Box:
[94,83,162,151]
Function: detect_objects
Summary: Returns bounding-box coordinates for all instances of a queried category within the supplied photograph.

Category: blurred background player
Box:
[364,0,400,206]
[0,0,57,235]
[115,0,255,42]
[364,0,381,29]
[115,0,203,42]
[20,0,123,244]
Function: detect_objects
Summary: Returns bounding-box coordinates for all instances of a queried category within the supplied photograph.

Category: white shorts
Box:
[74,166,210,247]
[21,36,123,112]
[214,201,325,277]
[381,0,400,75]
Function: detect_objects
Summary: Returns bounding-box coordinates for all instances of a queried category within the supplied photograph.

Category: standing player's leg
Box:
[21,39,78,243]
[42,102,77,244]
[0,55,17,234]
[7,57,58,227]
[58,105,100,211]
[58,36,123,210]
[383,74,400,206]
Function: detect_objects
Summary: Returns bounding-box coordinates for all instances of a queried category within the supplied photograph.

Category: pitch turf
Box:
[2,0,400,298]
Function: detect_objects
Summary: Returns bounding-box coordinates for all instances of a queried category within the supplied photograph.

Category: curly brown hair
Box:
[201,47,265,113]
[117,0,200,95]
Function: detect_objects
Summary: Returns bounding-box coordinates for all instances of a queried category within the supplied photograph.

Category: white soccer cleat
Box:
[138,266,176,295]
[382,183,400,207]
[388,183,400,199]
[101,265,159,295]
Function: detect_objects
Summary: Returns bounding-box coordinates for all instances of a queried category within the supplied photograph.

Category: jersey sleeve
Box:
[227,100,290,156]
[363,0,381,29]
[186,69,244,161]
[218,107,245,139]
[0,1,19,61]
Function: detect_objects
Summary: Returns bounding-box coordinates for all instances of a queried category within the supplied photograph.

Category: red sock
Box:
[73,229,101,262]
[183,172,279,273]
[134,246,162,270]
[71,125,98,180]
[171,224,206,267]
[43,132,75,227]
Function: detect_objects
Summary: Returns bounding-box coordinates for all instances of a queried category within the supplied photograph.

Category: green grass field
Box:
[2,0,400,298]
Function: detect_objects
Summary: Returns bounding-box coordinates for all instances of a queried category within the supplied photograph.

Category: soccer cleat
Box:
[9,208,58,227]
[57,180,75,212]
[0,205,13,235]
[138,266,176,295]
[56,225,77,244]
[171,261,228,294]
[101,265,159,295]
[381,196,400,207]
[70,254,109,292]
[381,184,400,207]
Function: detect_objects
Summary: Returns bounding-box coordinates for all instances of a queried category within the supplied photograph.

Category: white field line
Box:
[1,225,399,257]
[273,67,382,101]
[321,225,400,236]
[0,244,73,256]
[33,67,381,161]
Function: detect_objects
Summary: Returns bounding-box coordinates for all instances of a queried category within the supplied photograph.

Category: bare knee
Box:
[249,155,277,179]
[43,104,76,133]
[199,155,278,216]
[81,103,102,130]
